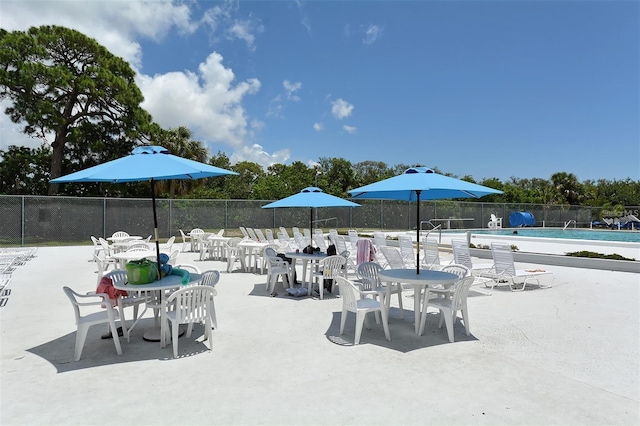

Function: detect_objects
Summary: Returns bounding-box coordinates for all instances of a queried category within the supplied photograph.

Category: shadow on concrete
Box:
[26,318,212,373]
[324,309,477,353]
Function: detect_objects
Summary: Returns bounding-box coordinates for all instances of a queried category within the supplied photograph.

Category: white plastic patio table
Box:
[285,252,327,293]
[203,235,231,260]
[112,273,202,347]
[377,268,459,334]
[237,240,269,272]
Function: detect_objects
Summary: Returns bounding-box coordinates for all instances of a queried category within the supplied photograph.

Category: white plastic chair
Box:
[126,243,150,252]
[189,228,204,252]
[165,286,214,358]
[379,246,406,270]
[111,231,129,239]
[90,236,103,259]
[239,226,249,239]
[312,233,327,252]
[264,247,292,294]
[357,261,404,319]
[348,230,360,251]
[303,229,312,245]
[480,242,554,293]
[63,286,122,361]
[167,250,180,266]
[199,270,220,329]
[293,232,307,252]
[336,276,391,345]
[311,255,346,299]
[254,228,266,243]
[451,239,493,273]
[264,229,276,244]
[104,270,148,342]
[93,253,117,284]
[246,227,258,241]
[419,275,474,342]
[256,243,280,275]
[224,237,244,273]
[179,229,189,252]
[278,227,291,240]
[398,235,416,268]
[421,237,445,270]
[160,236,175,252]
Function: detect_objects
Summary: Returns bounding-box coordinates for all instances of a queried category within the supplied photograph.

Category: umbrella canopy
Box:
[262,186,360,231]
[49,145,236,183]
[51,145,238,273]
[348,167,503,273]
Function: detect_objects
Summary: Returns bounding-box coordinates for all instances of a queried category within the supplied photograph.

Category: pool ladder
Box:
[563,220,576,230]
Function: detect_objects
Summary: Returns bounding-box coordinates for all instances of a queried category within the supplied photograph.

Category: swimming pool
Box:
[448,228,640,243]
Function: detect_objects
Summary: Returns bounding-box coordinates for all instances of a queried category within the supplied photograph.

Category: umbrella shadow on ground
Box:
[26,318,213,373]
[324,308,477,353]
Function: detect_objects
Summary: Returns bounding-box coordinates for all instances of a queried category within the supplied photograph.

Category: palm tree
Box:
[154,126,209,198]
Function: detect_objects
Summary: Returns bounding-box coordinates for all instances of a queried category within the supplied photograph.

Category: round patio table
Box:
[377,269,458,334]
[113,273,202,346]
[285,252,327,294]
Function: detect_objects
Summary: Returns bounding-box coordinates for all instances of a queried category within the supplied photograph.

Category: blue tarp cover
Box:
[509,211,535,227]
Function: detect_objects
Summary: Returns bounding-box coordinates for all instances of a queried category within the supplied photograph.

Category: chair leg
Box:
[109,321,123,355]
[210,298,217,329]
[339,309,348,335]
[171,320,179,358]
[118,302,129,343]
[460,307,470,336]
[354,311,365,344]
[442,309,454,343]
[74,324,90,361]
[380,306,391,341]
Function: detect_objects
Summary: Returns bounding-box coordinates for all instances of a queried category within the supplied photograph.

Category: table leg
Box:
[413,284,421,334]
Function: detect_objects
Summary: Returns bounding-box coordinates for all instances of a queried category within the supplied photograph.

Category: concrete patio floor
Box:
[1,244,639,425]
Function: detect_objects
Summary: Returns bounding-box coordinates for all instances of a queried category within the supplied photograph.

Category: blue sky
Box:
[1,0,638,182]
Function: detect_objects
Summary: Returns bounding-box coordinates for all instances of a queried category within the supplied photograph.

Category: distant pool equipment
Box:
[509,211,535,227]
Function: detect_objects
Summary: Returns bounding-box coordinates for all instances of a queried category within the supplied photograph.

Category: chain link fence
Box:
[0,195,637,245]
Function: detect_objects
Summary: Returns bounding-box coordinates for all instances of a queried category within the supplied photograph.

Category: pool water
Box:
[454,228,640,243]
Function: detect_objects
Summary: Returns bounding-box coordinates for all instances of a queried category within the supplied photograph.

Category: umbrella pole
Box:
[309,207,313,247]
[416,190,421,274]
[151,179,161,280]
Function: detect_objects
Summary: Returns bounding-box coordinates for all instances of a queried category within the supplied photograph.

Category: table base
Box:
[142,326,185,342]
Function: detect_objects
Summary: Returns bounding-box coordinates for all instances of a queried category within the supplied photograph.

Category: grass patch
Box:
[565,251,635,261]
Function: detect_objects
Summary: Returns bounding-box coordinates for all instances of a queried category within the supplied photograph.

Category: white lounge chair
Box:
[480,242,554,293]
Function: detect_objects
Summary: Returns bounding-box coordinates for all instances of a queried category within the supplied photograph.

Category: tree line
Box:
[1,25,638,211]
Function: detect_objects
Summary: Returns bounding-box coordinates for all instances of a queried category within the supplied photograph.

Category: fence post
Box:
[103,197,106,238]
[21,196,25,246]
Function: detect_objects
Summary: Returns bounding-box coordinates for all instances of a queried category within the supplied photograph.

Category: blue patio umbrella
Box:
[51,145,238,271]
[262,186,360,232]
[348,167,503,273]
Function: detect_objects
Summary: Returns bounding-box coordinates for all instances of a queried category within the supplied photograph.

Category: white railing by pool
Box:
[563,220,576,230]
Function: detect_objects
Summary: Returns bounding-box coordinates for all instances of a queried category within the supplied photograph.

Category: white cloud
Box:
[331,98,354,120]
[0,1,289,169]
[201,1,264,51]
[343,125,357,134]
[283,80,302,101]
[231,143,290,168]
[313,122,323,131]
[362,24,383,45]
[0,0,196,69]
[137,52,260,149]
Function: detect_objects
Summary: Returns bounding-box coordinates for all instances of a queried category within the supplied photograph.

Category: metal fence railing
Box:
[0,195,637,246]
